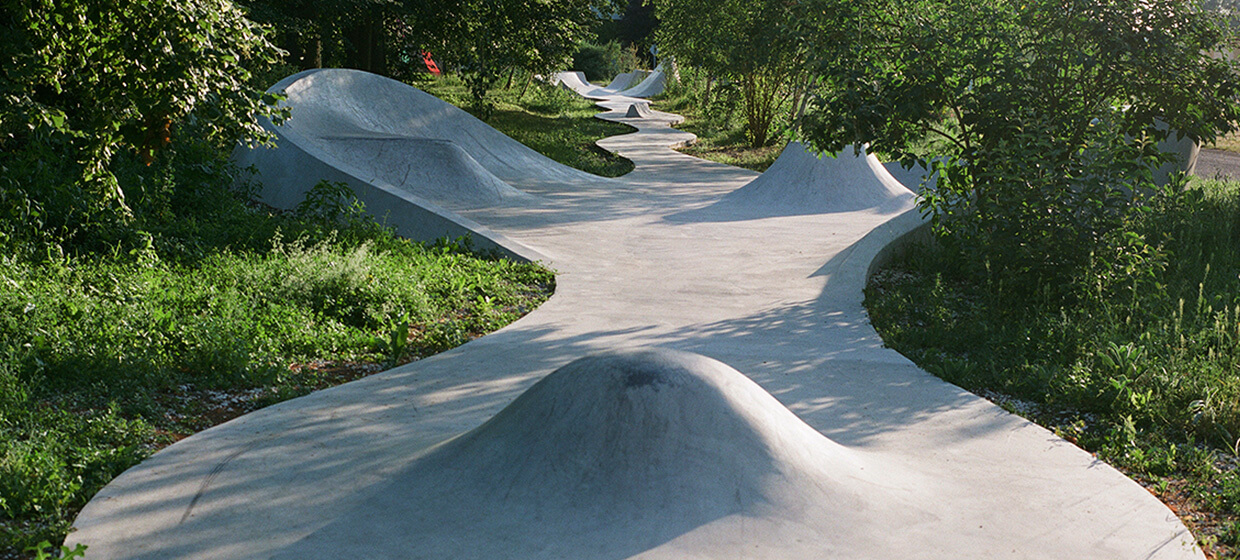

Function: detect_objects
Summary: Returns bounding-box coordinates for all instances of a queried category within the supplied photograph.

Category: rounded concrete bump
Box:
[271,348,936,559]
[625,103,654,118]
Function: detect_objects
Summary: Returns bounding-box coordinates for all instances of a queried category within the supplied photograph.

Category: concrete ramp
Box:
[272,349,932,559]
[624,102,654,118]
[604,71,641,92]
[314,136,533,208]
[618,64,668,98]
[554,70,592,92]
[680,143,914,221]
[883,160,938,193]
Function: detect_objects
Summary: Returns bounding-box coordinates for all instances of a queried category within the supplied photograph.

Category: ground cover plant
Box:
[411,72,635,178]
[866,177,1240,557]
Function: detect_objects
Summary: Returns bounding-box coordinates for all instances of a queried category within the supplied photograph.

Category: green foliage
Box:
[414,74,634,177]
[0,168,555,556]
[0,0,284,257]
[402,0,617,117]
[652,0,807,147]
[654,65,786,171]
[572,40,634,83]
[866,177,1240,557]
[26,541,86,560]
[801,0,1240,305]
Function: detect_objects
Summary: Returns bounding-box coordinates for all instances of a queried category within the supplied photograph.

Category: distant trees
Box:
[651,0,809,147]
[401,0,618,116]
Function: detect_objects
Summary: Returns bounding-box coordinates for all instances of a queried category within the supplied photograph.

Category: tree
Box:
[400,0,616,116]
[239,0,395,73]
[0,0,283,254]
[798,0,1240,303]
[652,0,807,147]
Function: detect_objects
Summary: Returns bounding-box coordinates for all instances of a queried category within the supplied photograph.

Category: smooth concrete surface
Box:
[625,102,653,118]
[72,68,1204,559]
[617,63,667,98]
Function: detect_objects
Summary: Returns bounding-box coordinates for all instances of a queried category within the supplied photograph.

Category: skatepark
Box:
[67,68,1204,559]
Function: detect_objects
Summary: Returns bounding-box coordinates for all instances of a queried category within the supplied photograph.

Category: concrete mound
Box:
[625,102,654,118]
[883,160,938,193]
[273,349,932,559]
[604,71,641,92]
[554,70,591,92]
[725,142,915,214]
[315,136,533,208]
[618,64,668,98]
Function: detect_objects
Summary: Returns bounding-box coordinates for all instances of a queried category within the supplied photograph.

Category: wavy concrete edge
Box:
[233,71,550,264]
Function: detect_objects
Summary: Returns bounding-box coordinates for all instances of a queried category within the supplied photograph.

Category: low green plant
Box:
[866,176,1240,557]
[25,541,86,560]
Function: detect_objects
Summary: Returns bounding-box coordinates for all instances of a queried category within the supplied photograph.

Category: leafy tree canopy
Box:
[798,0,1240,303]
[0,0,283,255]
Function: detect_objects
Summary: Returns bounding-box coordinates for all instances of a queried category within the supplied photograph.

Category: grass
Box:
[865,177,1240,558]
[409,73,635,178]
[0,178,554,557]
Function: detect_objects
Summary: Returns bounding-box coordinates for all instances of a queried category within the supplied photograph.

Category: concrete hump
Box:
[605,71,639,92]
[724,142,915,214]
[883,160,939,193]
[618,63,667,98]
[625,102,654,118]
[271,348,931,559]
[314,136,534,208]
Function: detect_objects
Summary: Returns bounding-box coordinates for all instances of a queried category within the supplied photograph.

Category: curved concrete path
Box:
[70,69,1202,559]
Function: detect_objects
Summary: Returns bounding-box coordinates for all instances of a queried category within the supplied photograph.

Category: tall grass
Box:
[0,181,554,556]
[866,177,1240,555]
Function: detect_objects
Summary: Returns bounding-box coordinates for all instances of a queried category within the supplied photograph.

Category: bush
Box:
[0,0,284,258]
[800,0,1240,306]
[572,40,623,82]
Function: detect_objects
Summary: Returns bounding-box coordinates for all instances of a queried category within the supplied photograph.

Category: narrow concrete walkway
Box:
[70,71,1203,559]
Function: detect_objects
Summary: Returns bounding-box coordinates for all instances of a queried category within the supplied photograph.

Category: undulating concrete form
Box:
[883,160,938,193]
[604,70,649,92]
[724,143,914,214]
[617,63,668,98]
[554,63,668,100]
[625,102,654,118]
[71,68,1204,559]
[271,349,938,559]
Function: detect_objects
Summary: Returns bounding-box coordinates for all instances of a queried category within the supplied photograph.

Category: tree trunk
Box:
[519,71,534,99]
[505,67,516,90]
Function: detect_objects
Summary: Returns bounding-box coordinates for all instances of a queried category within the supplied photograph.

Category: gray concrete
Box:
[71,68,1203,559]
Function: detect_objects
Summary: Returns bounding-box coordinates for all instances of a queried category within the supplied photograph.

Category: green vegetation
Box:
[412,73,635,178]
[799,0,1239,307]
[0,179,554,555]
[2,2,559,557]
[652,0,809,148]
[654,67,788,172]
[572,40,640,83]
[866,177,1240,557]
